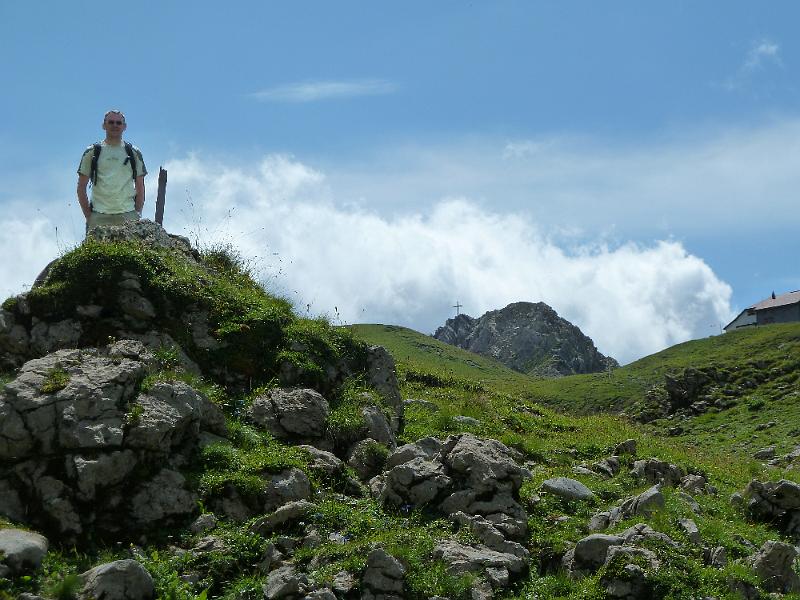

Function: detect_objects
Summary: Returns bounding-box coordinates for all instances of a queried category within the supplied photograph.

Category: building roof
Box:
[750,290,800,311]
[723,290,800,331]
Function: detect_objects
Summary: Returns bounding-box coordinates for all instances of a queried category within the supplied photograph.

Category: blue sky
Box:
[1,2,798,363]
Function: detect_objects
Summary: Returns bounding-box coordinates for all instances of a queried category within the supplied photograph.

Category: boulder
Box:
[590,485,665,531]
[744,479,800,537]
[0,528,49,574]
[348,439,389,481]
[630,459,684,487]
[248,388,329,441]
[79,559,155,600]
[377,434,530,542]
[432,539,526,588]
[263,565,308,599]
[263,467,313,512]
[541,477,594,501]
[749,540,800,593]
[251,500,317,536]
[361,548,406,600]
[564,534,624,574]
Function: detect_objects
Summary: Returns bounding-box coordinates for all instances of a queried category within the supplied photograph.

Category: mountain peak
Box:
[433,301,617,377]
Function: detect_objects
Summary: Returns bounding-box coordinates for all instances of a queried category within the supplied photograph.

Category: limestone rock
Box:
[0,528,49,574]
[79,559,155,600]
[432,539,526,586]
[590,485,665,531]
[263,565,308,599]
[744,479,800,537]
[264,467,313,512]
[248,388,330,441]
[348,439,389,481]
[376,434,530,543]
[361,548,405,600]
[298,445,344,476]
[541,477,594,501]
[251,500,317,536]
[129,469,197,526]
[749,540,800,593]
[630,459,685,487]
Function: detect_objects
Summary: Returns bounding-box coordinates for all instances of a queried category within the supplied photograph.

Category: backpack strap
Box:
[90,143,102,185]
[123,142,138,180]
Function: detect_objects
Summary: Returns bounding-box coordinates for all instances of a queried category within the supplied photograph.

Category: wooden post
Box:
[155,167,167,225]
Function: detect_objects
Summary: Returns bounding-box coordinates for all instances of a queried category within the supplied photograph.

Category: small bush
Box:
[39,366,70,393]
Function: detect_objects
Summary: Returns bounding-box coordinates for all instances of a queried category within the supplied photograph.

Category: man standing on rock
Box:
[77,109,147,233]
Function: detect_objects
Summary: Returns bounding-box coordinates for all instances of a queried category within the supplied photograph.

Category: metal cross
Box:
[453,301,463,316]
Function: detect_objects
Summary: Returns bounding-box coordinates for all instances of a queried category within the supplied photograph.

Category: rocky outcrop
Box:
[749,541,800,593]
[433,302,617,377]
[374,434,530,539]
[0,340,225,541]
[743,479,800,539]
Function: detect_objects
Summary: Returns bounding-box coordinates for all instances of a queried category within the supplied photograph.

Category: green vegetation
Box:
[38,366,70,393]
[22,239,368,392]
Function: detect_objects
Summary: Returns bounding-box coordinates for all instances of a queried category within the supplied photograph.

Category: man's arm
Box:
[134,175,145,215]
[77,174,92,220]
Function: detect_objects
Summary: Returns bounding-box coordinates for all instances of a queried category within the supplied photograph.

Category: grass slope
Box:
[352,323,800,461]
[349,323,800,598]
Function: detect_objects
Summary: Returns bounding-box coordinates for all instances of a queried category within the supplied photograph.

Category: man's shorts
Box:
[86,210,139,232]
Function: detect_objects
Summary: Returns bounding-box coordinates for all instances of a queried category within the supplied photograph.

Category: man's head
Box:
[102,109,127,142]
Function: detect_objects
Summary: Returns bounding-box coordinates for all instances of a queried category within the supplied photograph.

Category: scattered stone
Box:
[590,485,665,531]
[298,445,345,476]
[190,513,218,534]
[332,571,357,595]
[678,518,702,545]
[79,559,155,600]
[432,539,526,586]
[403,398,439,411]
[263,468,313,513]
[744,479,800,537]
[263,564,308,599]
[453,415,481,427]
[706,546,727,568]
[251,500,317,536]
[361,548,406,599]
[248,388,329,441]
[753,446,776,460]
[592,456,621,479]
[749,540,800,593]
[678,492,702,514]
[564,534,624,574]
[541,477,594,501]
[614,439,637,456]
[348,438,389,481]
[0,528,49,574]
[630,459,684,486]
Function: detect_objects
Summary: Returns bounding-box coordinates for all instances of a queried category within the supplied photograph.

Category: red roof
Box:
[751,290,800,311]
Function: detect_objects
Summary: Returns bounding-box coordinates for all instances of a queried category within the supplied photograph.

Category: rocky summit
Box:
[433,301,618,377]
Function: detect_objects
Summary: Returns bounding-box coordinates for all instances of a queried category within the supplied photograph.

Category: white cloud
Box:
[743,40,781,71]
[8,120,784,364]
[250,79,398,102]
[723,38,782,91]
[0,218,64,299]
[156,154,734,364]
